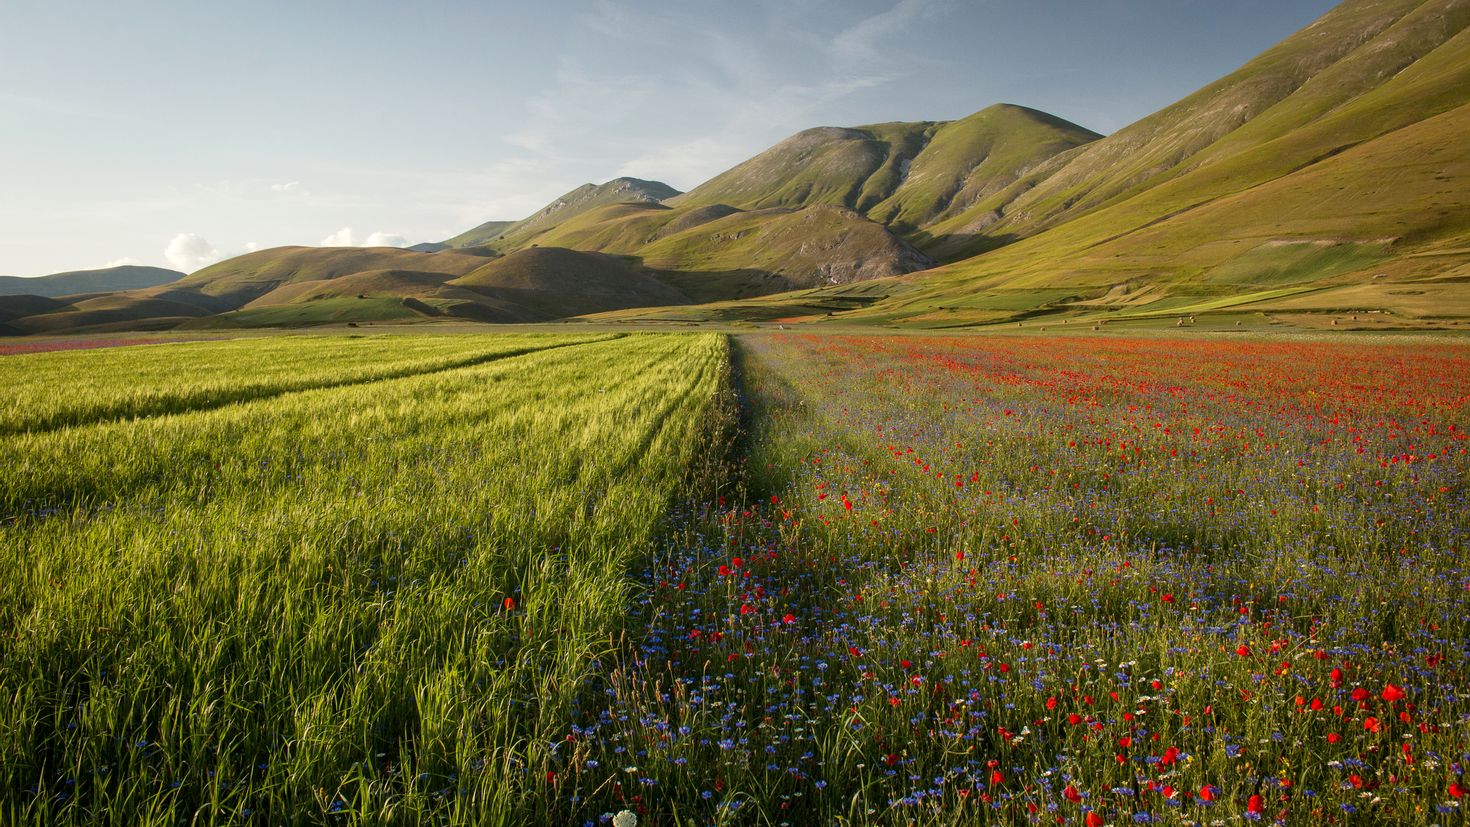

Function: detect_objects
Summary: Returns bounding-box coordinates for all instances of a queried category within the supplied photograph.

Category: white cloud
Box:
[242,241,262,253]
[163,233,223,272]
[364,232,407,248]
[321,227,356,246]
[270,181,309,196]
[104,257,142,268]
[320,227,406,248]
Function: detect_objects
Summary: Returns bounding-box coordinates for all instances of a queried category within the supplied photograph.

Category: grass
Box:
[0,333,617,435]
[0,332,733,824]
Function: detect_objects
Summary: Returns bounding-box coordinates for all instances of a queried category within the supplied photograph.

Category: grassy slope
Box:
[830,0,1470,327]
[448,247,692,318]
[670,105,1099,256]
[487,177,681,252]
[963,0,1436,242]
[0,266,184,298]
[437,219,515,249]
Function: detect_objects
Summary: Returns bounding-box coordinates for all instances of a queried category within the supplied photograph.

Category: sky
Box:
[0,0,1340,277]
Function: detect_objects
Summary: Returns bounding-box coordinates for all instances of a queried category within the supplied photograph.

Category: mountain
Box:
[448,247,690,318]
[1,244,699,333]
[819,0,1470,329]
[672,104,1100,258]
[420,220,516,251]
[435,178,681,253]
[12,0,1466,335]
[511,201,934,302]
[0,265,183,297]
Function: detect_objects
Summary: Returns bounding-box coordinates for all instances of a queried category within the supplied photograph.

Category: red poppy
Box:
[1247,795,1264,814]
[1381,683,1406,702]
[1064,784,1082,803]
[1085,812,1105,827]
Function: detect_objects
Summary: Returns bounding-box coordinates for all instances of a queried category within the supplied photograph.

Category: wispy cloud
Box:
[830,0,946,68]
[270,181,309,196]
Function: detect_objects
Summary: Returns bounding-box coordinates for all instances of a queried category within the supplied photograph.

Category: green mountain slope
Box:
[670,104,1099,257]
[449,247,690,318]
[836,0,1470,328]
[932,0,1465,246]
[0,265,183,298]
[481,177,679,251]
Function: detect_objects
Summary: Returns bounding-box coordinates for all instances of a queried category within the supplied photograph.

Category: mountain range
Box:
[3,0,1467,336]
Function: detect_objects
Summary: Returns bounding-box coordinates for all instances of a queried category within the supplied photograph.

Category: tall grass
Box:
[0,332,732,825]
[0,332,619,435]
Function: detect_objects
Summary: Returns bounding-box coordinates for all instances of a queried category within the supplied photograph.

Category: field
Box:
[2,331,1468,825]
[0,332,734,824]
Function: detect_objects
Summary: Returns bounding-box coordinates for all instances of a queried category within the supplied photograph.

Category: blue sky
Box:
[0,0,1338,276]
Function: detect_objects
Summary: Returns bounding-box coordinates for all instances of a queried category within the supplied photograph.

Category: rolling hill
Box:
[0,265,183,297]
[671,104,1101,258]
[829,0,1470,329]
[7,0,1467,335]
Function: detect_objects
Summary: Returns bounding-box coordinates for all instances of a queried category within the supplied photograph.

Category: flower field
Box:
[1,330,1467,825]
[565,334,1470,826]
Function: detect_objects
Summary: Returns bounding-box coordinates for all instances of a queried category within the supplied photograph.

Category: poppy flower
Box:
[1085,812,1105,827]
[1064,784,1082,803]
[1381,683,1406,702]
